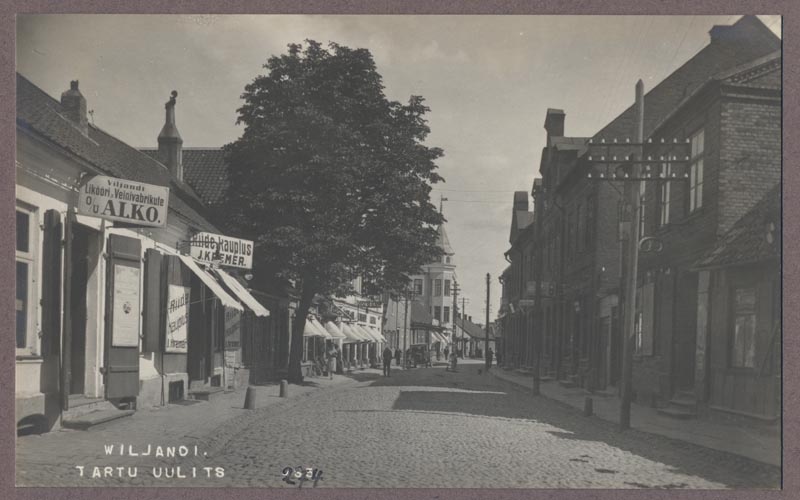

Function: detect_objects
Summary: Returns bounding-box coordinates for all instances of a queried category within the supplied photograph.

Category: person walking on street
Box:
[383,346,393,377]
[395,348,401,367]
[444,346,449,361]
[486,347,494,371]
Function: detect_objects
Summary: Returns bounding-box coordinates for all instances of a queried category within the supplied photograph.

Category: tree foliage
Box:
[223,40,445,381]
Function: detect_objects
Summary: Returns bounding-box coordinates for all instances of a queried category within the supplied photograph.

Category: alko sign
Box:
[78,175,169,227]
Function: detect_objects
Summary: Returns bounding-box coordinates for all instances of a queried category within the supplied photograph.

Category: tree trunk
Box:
[288,284,315,384]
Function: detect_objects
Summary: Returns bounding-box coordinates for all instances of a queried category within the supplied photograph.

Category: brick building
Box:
[499,16,781,405]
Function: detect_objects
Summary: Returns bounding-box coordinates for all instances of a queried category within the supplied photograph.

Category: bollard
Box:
[243,386,256,410]
[584,396,593,417]
[279,379,289,398]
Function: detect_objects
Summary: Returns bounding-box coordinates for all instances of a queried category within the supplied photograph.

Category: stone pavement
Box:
[16,359,778,488]
[15,371,366,486]
[489,366,781,467]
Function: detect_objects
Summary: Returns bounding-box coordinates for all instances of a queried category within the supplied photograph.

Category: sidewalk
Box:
[490,367,781,467]
[16,372,364,485]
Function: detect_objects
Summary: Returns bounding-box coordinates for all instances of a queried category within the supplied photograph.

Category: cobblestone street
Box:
[16,360,779,489]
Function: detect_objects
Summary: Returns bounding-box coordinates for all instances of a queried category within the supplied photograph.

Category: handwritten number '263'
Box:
[281,467,323,486]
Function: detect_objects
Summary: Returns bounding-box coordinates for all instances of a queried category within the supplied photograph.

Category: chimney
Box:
[158,90,183,181]
[544,108,565,138]
[60,80,88,135]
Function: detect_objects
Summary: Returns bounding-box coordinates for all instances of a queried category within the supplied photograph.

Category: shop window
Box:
[731,288,757,368]
[689,129,704,212]
[635,283,654,355]
[16,206,37,353]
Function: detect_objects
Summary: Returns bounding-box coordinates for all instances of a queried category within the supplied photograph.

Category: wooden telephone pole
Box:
[586,80,691,430]
[485,273,491,360]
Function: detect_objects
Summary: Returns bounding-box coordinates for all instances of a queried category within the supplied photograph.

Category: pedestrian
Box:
[382,346,393,377]
[486,347,493,371]
[326,348,336,379]
[444,346,449,360]
[394,348,401,366]
[496,350,502,367]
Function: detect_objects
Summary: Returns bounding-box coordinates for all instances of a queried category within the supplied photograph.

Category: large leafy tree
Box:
[224,41,444,383]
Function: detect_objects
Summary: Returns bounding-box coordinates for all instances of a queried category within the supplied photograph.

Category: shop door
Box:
[69,225,91,395]
[104,234,141,403]
[672,272,698,391]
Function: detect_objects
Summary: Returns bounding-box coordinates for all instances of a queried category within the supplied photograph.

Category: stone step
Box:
[188,387,225,401]
[657,407,697,419]
[63,397,116,419]
[62,409,135,430]
[668,397,697,409]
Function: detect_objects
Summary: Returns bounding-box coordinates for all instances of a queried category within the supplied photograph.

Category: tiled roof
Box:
[17,73,217,232]
[456,318,495,340]
[142,148,230,207]
[593,16,780,142]
[694,184,780,269]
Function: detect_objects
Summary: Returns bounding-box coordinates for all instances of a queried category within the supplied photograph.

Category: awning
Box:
[324,321,347,340]
[177,255,243,311]
[355,324,378,342]
[369,326,388,343]
[304,317,328,338]
[340,323,363,343]
[309,317,333,339]
[214,269,270,317]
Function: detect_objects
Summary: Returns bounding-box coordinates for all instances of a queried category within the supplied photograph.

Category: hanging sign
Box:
[78,176,169,227]
[190,232,254,269]
[165,285,190,353]
[224,308,242,350]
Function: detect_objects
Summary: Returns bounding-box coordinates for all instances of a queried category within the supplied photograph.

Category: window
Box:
[689,129,704,212]
[434,279,442,297]
[443,306,450,323]
[413,278,423,296]
[731,288,757,368]
[659,163,671,226]
[635,283,654,355]
[358,313,367,323]
[638,180,647,237]
[446,256,451,264]
[585,196,595,249]
[576,203,584,253]
[444,279,451,297]
[434,306,441,321]
[16,206,37,352]
[369,316,376,325]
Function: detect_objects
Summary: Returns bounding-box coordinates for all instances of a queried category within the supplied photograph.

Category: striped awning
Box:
[310,317,333,339]
[177,255,243,311]
[324,321,347,340]
[355,324,378,342]
[214,269,270,317]
[369,326,388,343]
[340,323,362,343]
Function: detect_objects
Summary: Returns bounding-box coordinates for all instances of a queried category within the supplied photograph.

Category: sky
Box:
[16,14,781,321]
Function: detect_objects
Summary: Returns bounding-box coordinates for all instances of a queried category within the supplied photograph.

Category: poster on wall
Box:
[165,284,190,353]
[112,264,140,347]
[224,308,242,351]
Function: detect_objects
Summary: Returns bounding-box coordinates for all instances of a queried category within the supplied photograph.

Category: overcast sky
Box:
[17,14,781,319]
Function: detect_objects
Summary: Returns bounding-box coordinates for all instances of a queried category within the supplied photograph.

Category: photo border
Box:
[1,1,795,499]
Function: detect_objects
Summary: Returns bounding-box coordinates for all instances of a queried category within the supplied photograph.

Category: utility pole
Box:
[462,296,467,357]
[620,80,644,430]
[485,273,491,360]
[585,80,690,430]
[452,280,459,351]
[403,289,409,368]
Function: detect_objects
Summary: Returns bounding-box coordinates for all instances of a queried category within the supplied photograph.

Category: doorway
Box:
[69,225,90,395]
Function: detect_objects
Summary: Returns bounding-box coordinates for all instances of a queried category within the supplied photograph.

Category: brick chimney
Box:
[544,108,565,139]
[158,90,183,181]
[60,80,88,135]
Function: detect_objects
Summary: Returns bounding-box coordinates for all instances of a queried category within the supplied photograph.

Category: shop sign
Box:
[519,299,535,308]
[78,175,169,227]
[165,285,190,353]
[190,232,254,269]
[224,308,242,350]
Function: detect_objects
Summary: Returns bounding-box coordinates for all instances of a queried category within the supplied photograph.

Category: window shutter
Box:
[642,282,655,355]
[41,209,62,356]
[142,248,164,353]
